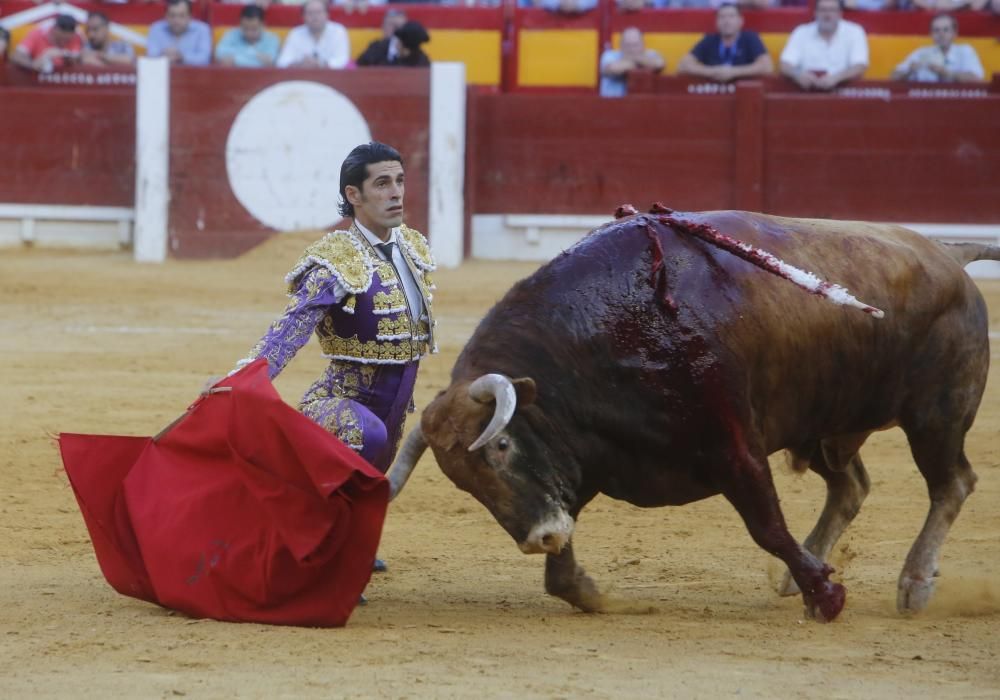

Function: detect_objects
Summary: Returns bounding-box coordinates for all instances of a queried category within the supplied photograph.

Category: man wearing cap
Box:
[356,8,407,67]
[358,19,430,67]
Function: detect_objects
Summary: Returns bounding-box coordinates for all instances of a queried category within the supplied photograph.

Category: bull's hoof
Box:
[803,581,846,622]
[897,574,935,613]
[776,571,801,597]
[549,574,605,613]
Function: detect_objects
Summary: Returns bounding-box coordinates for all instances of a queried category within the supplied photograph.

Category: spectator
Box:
[356,8,407,66]
[780,0,868,91]
[10,14,82,73]
[599,27,665,97]
[215,5,280,67]
[891,14,984,83]
[277,0,350,69]
[147,0,212,66]
[538,0,598,12]
[667,0,775,7]
[391,21,430,67]
[81,12,135,67]
[911,0,988,11]
[677,4,774,82]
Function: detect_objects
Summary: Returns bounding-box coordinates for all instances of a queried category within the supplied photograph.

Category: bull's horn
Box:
[467,373,517,452]
[387,426,428,501]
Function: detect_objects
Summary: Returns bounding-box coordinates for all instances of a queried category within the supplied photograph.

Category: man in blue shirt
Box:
[677,3,773,82]
[147,0,212,67]
[215,5,280,68]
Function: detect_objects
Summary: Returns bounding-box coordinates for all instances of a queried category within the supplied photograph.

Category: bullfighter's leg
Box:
[717,447,846,622]
[896,430,977,613]
[300,397,389,468]
[778,447,871,597]
[544,540,603,613]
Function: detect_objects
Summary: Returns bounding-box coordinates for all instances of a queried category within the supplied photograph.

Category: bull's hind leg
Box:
[545,540,603,612]
[896,429,977,613]
[778,445,871,597]
[717,447,846,621]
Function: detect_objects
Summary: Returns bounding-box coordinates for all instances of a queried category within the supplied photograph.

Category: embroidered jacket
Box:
[238,224,436,376]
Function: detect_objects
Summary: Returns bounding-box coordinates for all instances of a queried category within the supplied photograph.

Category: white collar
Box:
[354,220,399,250]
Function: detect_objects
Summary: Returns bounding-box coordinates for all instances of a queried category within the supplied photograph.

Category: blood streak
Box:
[630,208,885,319]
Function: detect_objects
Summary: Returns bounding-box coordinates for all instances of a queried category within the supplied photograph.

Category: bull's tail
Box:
[938,241,1000,267]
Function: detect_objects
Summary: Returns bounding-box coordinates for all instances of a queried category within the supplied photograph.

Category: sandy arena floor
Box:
[1,235,998,699]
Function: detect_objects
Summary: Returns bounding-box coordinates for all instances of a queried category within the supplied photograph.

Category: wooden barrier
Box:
[167,66,431,258]
[467,77,1000,222]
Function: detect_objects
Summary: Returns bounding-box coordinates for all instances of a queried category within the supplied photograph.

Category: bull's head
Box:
[387,373,576,555]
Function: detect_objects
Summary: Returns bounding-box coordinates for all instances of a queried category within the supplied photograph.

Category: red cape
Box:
[59,359,388,627]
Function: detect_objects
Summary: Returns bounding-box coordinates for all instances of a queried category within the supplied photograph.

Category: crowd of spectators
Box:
[601,0,990,95]
[0,0,994,91]
[1,0,432,70]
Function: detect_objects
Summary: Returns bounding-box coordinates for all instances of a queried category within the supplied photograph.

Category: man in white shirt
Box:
[780,0,868,91]
[276,0,350,69]
[891,14,984,83]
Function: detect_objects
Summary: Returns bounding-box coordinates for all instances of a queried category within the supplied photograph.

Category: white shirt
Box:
[780,20,869,75]
[276,22,350,69]
[895,44,984,83]
[355,222,426,322]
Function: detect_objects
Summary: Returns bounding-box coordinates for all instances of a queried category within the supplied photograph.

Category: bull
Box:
[387,207,999,622]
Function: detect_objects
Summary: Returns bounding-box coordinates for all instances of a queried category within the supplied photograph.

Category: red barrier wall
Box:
[467,79,1000,222]
[0,84,134,206]
[168,67,430,258]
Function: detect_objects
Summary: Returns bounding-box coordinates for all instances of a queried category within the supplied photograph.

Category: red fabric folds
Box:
[59,359,388,627]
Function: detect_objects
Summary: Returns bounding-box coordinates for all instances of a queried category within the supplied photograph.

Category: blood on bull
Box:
[388,206,999,622]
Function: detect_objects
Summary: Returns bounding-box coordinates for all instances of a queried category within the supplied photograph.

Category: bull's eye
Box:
[497,437,510,451]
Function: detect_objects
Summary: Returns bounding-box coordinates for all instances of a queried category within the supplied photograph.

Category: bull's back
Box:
[549,211,988,449]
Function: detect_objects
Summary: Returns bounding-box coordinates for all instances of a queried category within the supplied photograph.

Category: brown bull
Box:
[387,208,999,622]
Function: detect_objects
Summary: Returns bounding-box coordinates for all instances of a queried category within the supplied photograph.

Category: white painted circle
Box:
[225,81,371,231]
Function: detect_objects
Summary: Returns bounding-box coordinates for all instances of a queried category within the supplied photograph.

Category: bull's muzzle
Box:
[518,510,575,555]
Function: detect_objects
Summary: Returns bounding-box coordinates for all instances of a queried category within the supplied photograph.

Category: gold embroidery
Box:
[336,407,364,447]
[287,230,372,293]
[377,261,399,286]
[399,224,436,271]
[343,296,357,314]
[334,362,377,399]
[319,335,429,362]
[377,316,411,337]
[374,286,407,313]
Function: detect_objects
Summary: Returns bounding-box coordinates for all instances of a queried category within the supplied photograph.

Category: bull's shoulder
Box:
[398,223,436,272]
[284,229,376,294]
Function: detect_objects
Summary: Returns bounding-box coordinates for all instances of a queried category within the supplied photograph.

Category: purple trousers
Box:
[299,360,419,473]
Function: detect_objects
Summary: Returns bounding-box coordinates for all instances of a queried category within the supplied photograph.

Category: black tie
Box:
[377,241,396,265]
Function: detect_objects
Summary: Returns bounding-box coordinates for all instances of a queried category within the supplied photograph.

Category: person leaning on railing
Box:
[10,14,82,73]
[677,3,774,82]
[779,0,868,91]
[891,13,985,82]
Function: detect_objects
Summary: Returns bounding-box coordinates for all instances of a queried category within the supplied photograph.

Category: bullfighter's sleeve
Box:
[234,266,347,380]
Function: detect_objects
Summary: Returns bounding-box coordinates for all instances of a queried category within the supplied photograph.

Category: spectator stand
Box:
[206,4,504,86]
[603,6,1000,81]
[0,1,158,54]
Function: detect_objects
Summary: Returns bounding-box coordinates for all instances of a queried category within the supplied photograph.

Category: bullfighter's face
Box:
[421,380,576,556]
[347,160,405,240]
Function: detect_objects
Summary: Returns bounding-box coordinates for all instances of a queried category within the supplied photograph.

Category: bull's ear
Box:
[513,377,537,407]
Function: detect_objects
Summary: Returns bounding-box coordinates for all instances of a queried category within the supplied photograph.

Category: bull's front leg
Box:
[718,450,847,622]
[544,540,604,612]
